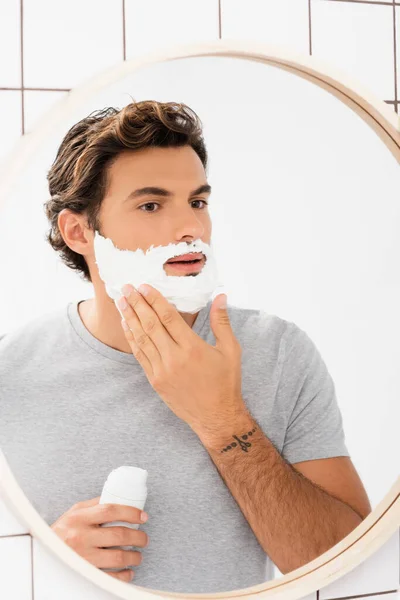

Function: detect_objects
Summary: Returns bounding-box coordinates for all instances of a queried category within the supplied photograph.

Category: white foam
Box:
[93,231,225,314]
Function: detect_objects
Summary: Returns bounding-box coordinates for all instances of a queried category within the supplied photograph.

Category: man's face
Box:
[95,145,212,277]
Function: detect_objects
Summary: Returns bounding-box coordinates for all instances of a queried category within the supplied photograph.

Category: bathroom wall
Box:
[0,1,399,599]
[1,0,398,160]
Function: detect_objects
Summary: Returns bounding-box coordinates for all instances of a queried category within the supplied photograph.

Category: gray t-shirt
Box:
[0,299,349,594]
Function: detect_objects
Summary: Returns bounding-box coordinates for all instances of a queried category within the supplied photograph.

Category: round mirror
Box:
[0,47,399,597]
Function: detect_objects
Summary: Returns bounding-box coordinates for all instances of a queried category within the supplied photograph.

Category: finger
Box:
[97,548,143,570]
[71,496,101,511]
[92,525,149,549]
[129,283,190,346]
[87,503,148,527]
[106,569,135,583]
[121,318,153,376]
[121,284,179,355]
[210,294,237,351]
[118,294,161,369]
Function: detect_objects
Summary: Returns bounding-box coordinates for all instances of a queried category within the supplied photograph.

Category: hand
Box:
[51,496,149,583]
[118,284,248,438]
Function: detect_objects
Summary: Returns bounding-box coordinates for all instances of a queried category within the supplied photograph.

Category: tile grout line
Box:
[393,0,398,112]
[2,1,397,127]
[0,532,31,538]
[321,590,399,600]
[0,87,71,92]
[20,0,25,135]
[122,0,126,61]
[0,85,396,108]
[30,535,35,600]
[326,0,400,6]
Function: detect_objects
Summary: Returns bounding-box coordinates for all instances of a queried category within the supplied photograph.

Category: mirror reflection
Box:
[0,56,399,595]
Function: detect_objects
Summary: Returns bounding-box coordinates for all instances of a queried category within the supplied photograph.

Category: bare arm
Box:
[197,409,371,575]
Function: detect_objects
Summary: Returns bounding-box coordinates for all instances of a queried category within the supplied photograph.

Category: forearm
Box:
[196,409,362,574]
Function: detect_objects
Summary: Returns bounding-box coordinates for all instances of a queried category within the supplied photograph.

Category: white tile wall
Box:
[311,0,396,101]
[23,0,124,89]
[0,0,21,87]
[0,91,22,164]
[24,90,68,133]
[33,537,129,600]
[221,0,310,54]
[124,0,219,58]
[0,492,29,536]
[0,535,32,600]
[395,6,400,102]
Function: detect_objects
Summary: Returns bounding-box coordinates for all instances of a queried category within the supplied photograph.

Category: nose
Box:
[172,205,205,241]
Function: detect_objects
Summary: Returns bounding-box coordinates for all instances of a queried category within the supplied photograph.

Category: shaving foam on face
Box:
[93,231,225,315]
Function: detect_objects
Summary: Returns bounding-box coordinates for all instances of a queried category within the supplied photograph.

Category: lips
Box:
[166,253,204,264]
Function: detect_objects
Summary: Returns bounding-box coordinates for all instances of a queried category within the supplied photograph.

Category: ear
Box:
[58,209,93,252]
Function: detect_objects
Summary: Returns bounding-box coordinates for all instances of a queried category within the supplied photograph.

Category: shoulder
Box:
[227,303,293,360]
[227,303,322,373]
[0,305,70,369]
[228,303,309,350]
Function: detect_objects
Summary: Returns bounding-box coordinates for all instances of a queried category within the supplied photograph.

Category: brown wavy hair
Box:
[43,100,208,282]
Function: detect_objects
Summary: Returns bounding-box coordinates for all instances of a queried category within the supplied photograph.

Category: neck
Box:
[77,286,200,354]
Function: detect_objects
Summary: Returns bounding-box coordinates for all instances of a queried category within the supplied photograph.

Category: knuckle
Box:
[65,512,79,527]
[136,332,148,347]
[65,528,80,548]
[151,373,164,390]
[132,346,144,361]
[187,344,201,361]
[161,309,174,326]
[219,312,231,325]
[131,297,140,311]
[113,529,128,546]
[116,550,127,567]
[143,319,156,334]
[100,504,115,521]
[151,376,161,390]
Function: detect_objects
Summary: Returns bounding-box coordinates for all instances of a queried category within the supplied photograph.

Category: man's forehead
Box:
[107,149,207,196]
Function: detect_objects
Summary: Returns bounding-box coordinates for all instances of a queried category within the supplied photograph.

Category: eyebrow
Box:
[124,184,212,203]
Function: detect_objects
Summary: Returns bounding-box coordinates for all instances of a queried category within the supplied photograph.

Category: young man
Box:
[0,101,371,594]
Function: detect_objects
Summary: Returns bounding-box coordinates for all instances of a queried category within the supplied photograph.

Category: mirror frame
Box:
[0,39,399,600]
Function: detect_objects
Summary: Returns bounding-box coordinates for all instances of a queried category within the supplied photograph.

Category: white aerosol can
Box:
[99,466,148,555]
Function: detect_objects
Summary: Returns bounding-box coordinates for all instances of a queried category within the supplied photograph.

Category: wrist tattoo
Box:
[220,427,257,454]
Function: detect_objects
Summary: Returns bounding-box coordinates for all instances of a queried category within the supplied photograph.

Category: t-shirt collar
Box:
[67,298,211,365]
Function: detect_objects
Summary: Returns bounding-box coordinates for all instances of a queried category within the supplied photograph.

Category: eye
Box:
[191,199,208,209]
[139,202,159,212]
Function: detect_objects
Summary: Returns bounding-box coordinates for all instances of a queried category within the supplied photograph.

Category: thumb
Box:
[210,294,233,349]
